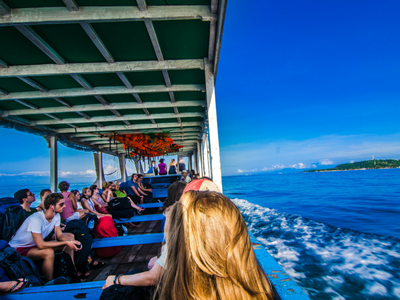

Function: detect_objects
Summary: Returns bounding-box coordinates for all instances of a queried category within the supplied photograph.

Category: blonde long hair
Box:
[158,191,274,300]
[169,158,176,168]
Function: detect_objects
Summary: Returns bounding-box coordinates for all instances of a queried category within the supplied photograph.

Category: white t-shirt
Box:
[9,211,61,248]
[156,244,168,268]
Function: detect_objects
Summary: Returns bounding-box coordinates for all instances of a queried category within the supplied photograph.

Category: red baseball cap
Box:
[183,178,221,194]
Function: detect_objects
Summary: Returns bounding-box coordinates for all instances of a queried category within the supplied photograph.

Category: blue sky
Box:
[1,0,400,183]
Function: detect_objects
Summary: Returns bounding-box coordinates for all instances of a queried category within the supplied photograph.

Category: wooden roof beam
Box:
[0,84,205,101]
[0,59,204,78]
[69,128,201,138]
[56,121,202,133]
[1,100,205,116]
[0,6,216,26]
[31,112,203,126]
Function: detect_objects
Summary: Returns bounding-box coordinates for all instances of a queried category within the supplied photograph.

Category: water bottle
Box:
[88,219,95,230]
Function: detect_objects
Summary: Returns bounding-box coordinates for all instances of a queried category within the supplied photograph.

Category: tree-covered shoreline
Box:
[304,159,400,172]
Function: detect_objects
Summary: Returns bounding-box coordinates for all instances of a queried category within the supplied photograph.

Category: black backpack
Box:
[0,205,28,242]
[0,240,45,286]
[107,198,135,219]
[64,219,93,273]
[53,252,79,283]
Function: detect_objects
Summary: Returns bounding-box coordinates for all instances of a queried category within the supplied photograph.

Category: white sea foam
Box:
[232,198,400,299]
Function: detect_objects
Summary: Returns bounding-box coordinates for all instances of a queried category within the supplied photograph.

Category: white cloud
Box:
[0,170,96,177]
[319,159,334,165]
[350,160,354,163]
[261,163,316,171]
[221,133,400,175]
[237,168,257,173]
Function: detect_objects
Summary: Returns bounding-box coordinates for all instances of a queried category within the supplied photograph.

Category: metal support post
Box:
[93,152,105,188]
[204,59,223,191]
[197,140,204,177]
[118,154,127,182]
[48,136,58,192]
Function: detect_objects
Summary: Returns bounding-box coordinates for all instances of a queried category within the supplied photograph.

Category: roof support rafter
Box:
[14,25,65,64]
[56,121,202,133]
[1,100,205,116]
[16,76,48,92]
[0,88,8,95]
[0,59,204,78]
[0,6,216,26]
[136,0,148,12]
[62,0,79,12]
[0,59,8,68]
[31,112,204,126]
[0,0,11,16]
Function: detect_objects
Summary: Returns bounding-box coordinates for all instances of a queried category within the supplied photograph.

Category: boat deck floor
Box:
[83,219,164,282]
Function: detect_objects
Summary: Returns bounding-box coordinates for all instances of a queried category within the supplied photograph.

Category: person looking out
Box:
[9,193,82,281]
[14,189,37,217]
[36,189,51,212]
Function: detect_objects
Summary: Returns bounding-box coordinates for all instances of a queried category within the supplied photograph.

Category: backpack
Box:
[0,205,28,242]
[64,219,93,273]
[107,198,135,219]
[53,252,79,283]
[0,240,45,286]
[0,197,20,212]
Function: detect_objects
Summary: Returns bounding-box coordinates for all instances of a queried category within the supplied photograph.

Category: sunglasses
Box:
[58,203,65,207]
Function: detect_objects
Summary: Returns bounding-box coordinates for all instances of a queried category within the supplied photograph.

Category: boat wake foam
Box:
[232,198,400,300]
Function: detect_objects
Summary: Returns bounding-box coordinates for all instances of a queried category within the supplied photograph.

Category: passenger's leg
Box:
[26,248,55,281]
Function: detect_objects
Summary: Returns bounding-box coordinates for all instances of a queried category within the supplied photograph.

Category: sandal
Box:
[1,278,29,294]
[77,272,90,280]
[89,261,106,270]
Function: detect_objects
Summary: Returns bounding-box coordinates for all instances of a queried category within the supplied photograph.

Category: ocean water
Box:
[1,169,400,299]
[223,169,400,300]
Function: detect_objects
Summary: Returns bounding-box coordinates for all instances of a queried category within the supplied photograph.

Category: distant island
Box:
[304,159,400,173]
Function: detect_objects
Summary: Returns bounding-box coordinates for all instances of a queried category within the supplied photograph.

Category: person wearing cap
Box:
[180,170,192,183]
[14,189,38,217]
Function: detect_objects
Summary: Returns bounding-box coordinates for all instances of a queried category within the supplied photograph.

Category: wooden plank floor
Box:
[83,219,164,282]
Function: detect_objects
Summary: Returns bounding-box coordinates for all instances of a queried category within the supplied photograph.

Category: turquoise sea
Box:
[1,168,400,299]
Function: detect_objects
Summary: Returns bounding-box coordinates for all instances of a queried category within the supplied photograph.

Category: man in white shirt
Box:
[180,170,192,183]
[9,193,81,281]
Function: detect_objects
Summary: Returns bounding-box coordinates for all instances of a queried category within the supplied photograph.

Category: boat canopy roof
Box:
[0,0,226,156]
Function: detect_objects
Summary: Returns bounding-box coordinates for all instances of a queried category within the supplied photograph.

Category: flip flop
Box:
[1,278,29,294]
[89,261,106,270]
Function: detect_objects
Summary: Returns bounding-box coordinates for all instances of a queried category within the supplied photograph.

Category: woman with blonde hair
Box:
[168,158,177,174]
[158,190,274,300]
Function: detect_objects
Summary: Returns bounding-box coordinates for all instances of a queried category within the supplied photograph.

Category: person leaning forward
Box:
[9,193,82,281]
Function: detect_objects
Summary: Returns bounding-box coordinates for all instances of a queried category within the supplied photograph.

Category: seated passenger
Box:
[68,190,89,220]
[137,174,153,196]
[59,181,81,223]
[36,189,51,212]
[80,187,111,219]
[180,170,192,183]
[9,193,82,281]
[127,174,149,204]
[14,189,37,217]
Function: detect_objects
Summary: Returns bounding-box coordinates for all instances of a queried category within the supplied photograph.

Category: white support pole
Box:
[118,154,127,183]
[202,134,210,178]
[48,136,58,192]
[204,59,223,192]
[197,140,203,177]
[93,152,105,188]
[188,154,192,172]
[193,149,198,174]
